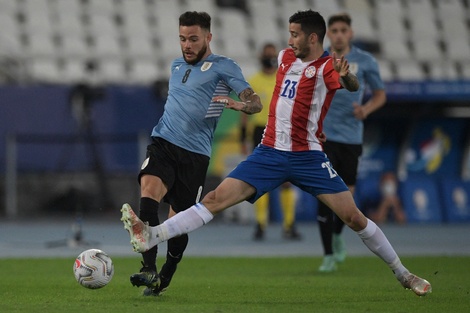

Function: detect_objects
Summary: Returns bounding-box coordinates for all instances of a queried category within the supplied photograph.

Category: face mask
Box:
[381,181,397,197]
[261,57,277,69]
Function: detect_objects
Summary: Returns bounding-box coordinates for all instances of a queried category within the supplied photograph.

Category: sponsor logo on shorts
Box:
[195,186,203,203]
[141,157,149,170]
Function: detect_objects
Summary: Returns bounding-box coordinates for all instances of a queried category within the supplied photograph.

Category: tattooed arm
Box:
[212,88,263,115]
[339,72,360,92]
[238,88,262,115]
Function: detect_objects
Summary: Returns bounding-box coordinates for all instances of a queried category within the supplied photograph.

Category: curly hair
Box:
[179,11,211,31]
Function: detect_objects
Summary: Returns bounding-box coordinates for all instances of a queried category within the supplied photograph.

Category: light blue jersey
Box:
[152,54,250,157]
[323,46,384,144]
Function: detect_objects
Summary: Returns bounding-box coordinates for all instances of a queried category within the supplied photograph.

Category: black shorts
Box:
[252,126,265,150]
[323,141,362,186]
[139,137,210,213]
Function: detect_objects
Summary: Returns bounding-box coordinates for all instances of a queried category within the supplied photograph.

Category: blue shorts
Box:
[227,145,349,203]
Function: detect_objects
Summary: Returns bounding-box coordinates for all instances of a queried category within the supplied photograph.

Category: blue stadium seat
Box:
[399,176,443,223]
[355,174,382,213]
[439,177,470,223]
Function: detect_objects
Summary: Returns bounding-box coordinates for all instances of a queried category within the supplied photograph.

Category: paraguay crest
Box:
[304,66,316,78]
[201,62,212,71]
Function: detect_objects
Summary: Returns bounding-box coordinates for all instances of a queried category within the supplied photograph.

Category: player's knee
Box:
[344,210,367,231]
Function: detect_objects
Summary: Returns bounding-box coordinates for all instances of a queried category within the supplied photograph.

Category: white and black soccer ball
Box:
[73,249,114,289]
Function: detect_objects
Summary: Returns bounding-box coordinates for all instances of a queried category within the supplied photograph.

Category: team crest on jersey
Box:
[201,62,212,71]
[349,62,358,74]
[304,66,316,78]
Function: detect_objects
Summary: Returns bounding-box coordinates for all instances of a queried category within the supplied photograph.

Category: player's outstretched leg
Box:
[356,217,432,296]
[121,203,151,253]
[398,273,432,296]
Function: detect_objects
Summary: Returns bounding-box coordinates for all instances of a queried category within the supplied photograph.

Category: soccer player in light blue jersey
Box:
[317,13,387,273]
[126,11,262,296]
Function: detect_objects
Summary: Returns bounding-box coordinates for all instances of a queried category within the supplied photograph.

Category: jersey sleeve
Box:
[220,58,251,96]
[322,58,342,91]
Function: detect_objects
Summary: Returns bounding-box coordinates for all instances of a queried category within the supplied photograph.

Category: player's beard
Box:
[183,44,208,65]
[293,38,310,59]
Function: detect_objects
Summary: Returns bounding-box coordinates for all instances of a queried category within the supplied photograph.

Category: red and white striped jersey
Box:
[261,48,342,152]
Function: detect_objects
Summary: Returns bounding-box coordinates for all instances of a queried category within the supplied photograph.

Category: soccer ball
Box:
[73,249,114,289]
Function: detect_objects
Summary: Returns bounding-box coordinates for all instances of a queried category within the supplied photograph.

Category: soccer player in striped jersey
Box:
[126,11,262,296]
[122,10,431,297]
[317,13,387,273]
[242,43,302,241]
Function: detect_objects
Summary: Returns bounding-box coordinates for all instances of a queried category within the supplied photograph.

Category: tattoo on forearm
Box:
[340,72,360,92]
[239,88,262,114]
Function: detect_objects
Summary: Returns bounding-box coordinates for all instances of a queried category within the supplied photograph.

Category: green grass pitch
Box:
[1,256,469,313]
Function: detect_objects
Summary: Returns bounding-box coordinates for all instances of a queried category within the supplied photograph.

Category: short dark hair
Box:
[289,10,326,43]
[328,13,352,27]
[179,11,211,31]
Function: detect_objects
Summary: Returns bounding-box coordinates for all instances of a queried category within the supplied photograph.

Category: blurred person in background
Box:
[317,13,386,273]
[241,43,302,241]
[370,172,406,224]
[127,11,261,297]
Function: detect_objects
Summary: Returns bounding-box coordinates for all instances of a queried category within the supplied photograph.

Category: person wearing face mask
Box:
[240,43,302,241]
[370,172,406,224]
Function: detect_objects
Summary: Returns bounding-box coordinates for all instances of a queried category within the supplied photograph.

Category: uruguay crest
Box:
[201,62,212,71]
[349,62,358,75]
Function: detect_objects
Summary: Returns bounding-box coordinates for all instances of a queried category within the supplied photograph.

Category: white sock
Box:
[356,219,408,278]
[149,203,214,247]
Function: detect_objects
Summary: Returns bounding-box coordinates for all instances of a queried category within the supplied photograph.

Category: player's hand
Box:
[353,102,368,120]
[318,132,327,143]
[332,52,350,77]
[212,96,244,111]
